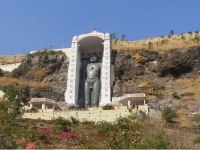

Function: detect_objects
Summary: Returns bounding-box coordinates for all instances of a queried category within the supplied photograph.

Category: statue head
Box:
[90,53,99,63]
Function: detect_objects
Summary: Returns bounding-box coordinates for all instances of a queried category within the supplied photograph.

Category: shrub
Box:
[172,92,181,99]
[0,68,4,77]
[43,53,48,62]
[70,116,79,124]
[51,117,71,126]
[116,116,130,129]
[102,104,114,110]
[82,119,95,125]
[192,114,200,123]
[145,129,170,149]
[49,50,55,55]
[96,121,114,134]
[194,137,200,144]
[155,92,164,101]
[162,107,178,123]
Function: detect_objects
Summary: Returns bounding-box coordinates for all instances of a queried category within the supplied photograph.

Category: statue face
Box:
[90,53,98,63]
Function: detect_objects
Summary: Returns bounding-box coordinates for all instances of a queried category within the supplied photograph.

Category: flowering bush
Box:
[37,127,53,144]
[26,142,37,150]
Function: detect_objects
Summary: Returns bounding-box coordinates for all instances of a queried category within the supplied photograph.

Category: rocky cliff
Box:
[11,50,68,101]
[6,46,200,113]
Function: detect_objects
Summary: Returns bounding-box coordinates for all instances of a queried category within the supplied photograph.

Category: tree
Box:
[0,86,23,148]
[188,31,193,39]
[110,33,117,40]
[195,30,199,35]
[3,86,22,106]
[121,34,126,41]
[162,107,178,123]
[169,30,174,36]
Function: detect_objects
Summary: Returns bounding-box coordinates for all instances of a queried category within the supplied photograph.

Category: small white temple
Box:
[65,30,114,107]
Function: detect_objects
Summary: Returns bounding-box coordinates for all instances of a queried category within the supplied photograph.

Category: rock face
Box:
[7,46,200,113]
[12,51,68,101]
[113,47,200,96]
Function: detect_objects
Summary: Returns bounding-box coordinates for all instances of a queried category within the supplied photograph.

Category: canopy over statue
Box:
[65,30,115,108]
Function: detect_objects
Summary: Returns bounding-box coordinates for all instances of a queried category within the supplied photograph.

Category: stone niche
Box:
[65,30,114,108]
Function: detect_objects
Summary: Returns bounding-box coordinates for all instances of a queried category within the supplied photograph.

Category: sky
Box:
[0,0,200,55]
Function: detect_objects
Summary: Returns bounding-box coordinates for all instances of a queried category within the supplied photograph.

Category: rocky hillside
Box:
[113,46,200,116]
[11,50,68,102]
[1,45,200,116]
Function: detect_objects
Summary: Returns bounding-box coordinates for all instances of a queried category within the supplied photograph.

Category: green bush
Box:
[102,104,114,110]
[172,92,181,99]
[49,50,55,55]
[162,107,178,123]
[82,119,95,125]
[192,114,200,123]
[96,121,114,134]
[43,53,49,62]
[51,117,71,126]
[194,137,200,144]
[155,92,164,101]
[116,116,130,129]
[145,129,170,149]
[70,116,79,124]
[0,68,4,77]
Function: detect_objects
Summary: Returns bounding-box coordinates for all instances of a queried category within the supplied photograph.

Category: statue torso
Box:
[86,63,101,79]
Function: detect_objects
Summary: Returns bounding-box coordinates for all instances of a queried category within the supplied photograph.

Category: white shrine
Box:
[65,30,115,107]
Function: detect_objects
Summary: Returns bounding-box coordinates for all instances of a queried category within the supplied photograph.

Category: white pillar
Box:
[128,100,130,107]
[144,99,146,104]
[42,103,46,110]
[30,102,33,108]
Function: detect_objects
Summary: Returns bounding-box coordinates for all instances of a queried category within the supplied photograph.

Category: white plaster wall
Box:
[0,63,21,72]
[21,109,135,122]
[30,48,71,58]
[0,90,5,98]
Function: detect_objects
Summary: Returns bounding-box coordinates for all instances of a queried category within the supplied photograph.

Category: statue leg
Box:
[84,81,90,109]
[91,80,100,107]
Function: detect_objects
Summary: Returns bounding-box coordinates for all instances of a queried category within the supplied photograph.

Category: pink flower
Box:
[100,133,105,137]
[26,142,37,150]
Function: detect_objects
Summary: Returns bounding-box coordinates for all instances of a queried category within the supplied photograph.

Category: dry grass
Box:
[174,76,200,98]
[131,53,147,63]
[35,68,50,82]
[112,33,200,52]
[0,77,50,88]
[0,54,26,64]
[137,81,152,88]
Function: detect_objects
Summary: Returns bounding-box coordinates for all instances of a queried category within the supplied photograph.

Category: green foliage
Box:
[116,116,131,129]
[0,68,4,77]
[110,33,117,40]
[155,92,164,101]
[0,101,19,149]
[51,117,71,126]
[148,41,153,49]
[172,92,181,99]
[70,116,79,124]
[152,83,165,101]
[49,50,55,55]
[96,121,114,134]
[82,120,95,125]
[145,130,170,149]
[3,86,22,106]
[43,53,48,62]
[191,114,200,123]
[194,137,200,144]
[102,104,114,110]
[115,67,124,79]
[162,107,178,122]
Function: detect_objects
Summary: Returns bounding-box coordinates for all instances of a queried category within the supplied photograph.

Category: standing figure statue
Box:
[84,53,101,109]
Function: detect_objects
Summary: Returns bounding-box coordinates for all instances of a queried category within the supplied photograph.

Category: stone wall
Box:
[20,106,148,122]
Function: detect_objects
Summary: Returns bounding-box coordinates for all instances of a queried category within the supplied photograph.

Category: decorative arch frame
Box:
[65,30,112,107]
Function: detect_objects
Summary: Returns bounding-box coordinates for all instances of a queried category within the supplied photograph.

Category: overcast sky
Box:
[0,0,200,55]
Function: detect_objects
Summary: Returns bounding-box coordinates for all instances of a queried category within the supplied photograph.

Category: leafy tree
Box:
[162,107,178,123]
[3,86,22,106]
[188,31,193,39]
[110,33,117,40]
[121,34,126,41]
[169,30,174,36]
[195,30,199,35]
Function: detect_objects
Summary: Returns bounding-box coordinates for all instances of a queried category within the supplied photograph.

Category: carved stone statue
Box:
[84,53,101,109]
